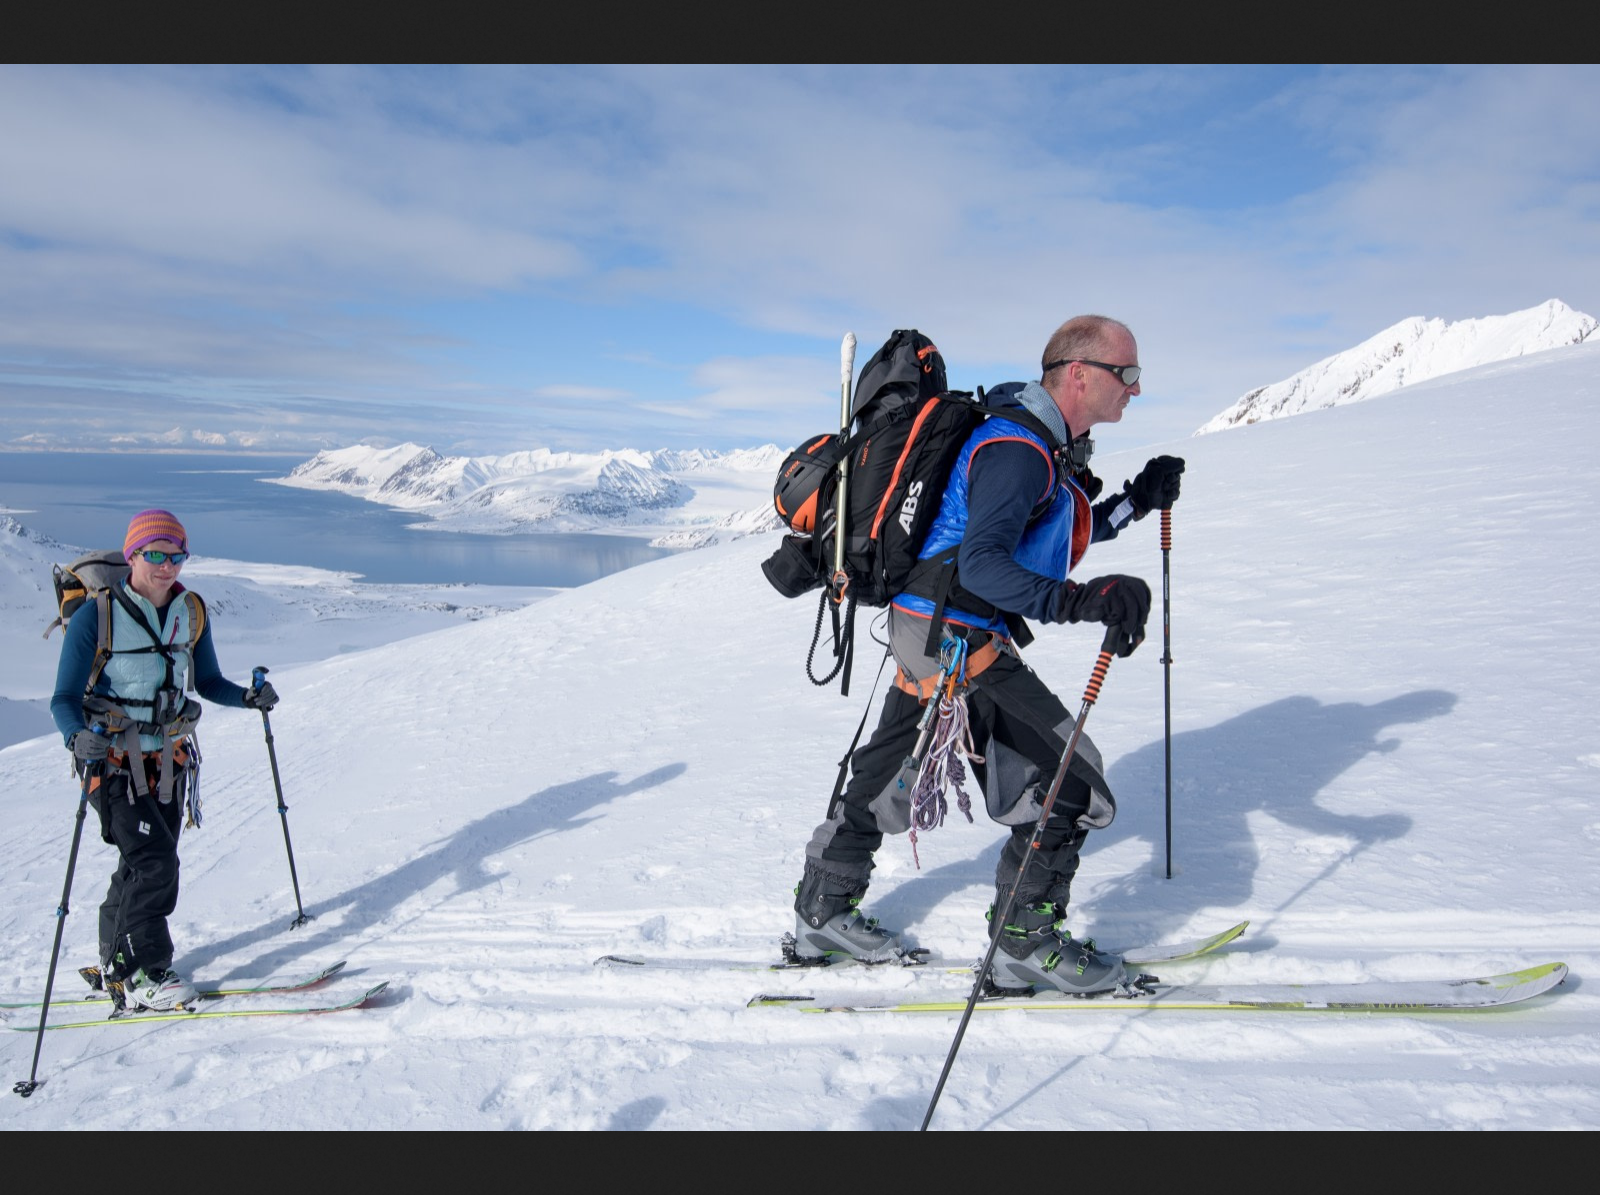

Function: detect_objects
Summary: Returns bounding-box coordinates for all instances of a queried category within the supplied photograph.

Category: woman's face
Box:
[127,537,185,601]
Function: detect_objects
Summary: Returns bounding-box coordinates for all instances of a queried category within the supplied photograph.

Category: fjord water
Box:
[0,452,669,586]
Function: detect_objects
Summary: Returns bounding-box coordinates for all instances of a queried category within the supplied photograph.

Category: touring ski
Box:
[10,981,389,1031]
[596,921,1248,975]
[749,961,1569,1014]
[1,961,348,1011]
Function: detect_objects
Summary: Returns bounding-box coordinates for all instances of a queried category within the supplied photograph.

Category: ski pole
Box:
[1162,507,1173,879]
[919,628,1120,1132]
[253,667,311,930]
[14,757,97,1098]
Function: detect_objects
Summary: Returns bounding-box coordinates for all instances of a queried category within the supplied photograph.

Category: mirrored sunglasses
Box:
[1044,358,1142,386]
[136,549,189,565]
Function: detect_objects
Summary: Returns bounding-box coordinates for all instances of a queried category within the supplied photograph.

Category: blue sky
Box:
[1,64,1596,459]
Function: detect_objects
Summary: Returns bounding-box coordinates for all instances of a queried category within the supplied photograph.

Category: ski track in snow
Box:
[3,343,1600,1129]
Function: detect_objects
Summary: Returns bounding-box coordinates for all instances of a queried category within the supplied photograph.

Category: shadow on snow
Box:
[185,764,687,980]
[868,690,1455,945]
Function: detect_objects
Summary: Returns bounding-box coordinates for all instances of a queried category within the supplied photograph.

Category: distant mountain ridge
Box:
[278,442,785,541]
[1197,299,1596,434]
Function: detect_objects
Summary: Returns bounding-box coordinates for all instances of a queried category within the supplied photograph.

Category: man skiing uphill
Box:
[50,509,281,1012]
[791,316,1185,993]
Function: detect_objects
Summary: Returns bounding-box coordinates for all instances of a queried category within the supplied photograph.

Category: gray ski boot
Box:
[987,898,1125,994]
[791,865,903,963]
[791,907,902,963]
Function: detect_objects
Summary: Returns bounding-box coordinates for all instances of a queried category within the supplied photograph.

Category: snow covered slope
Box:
[1197,298,1595,433]
[277,443,784,544]
[3,343,1597,1129]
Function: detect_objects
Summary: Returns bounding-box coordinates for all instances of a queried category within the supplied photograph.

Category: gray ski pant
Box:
[802,629,1115,908]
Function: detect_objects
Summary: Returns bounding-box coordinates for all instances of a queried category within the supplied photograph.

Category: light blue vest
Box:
[100,582,195,751]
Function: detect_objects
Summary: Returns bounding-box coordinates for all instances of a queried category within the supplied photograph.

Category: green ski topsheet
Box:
[11,981,389,1031]
[596,921,1250,974]
[750,962,1569,1013]
[0,961,348,1011]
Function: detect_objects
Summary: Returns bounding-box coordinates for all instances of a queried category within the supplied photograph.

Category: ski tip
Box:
[593,955,645,968]
[1509,961,1568,987]
[747,993,813,1007]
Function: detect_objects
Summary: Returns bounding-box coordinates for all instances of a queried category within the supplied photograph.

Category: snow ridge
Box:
[279,443,785,537]
[1197,298,1596,434]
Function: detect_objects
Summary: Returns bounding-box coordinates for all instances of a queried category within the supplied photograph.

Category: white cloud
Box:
[531,384,632,401]
[0,65,1595,456]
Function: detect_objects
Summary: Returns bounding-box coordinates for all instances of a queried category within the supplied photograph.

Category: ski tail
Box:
[4,962,349,1011]
[14,981,389,1031]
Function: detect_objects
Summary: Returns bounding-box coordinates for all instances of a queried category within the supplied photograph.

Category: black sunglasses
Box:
[1043,358,1142,386]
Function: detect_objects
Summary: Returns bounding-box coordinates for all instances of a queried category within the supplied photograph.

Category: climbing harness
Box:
[904,637,985,868]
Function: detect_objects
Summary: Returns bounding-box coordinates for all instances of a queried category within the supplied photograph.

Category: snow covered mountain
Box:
[3,340,1596,1129]
[278,442,784,543]
[1196,298,1596,434]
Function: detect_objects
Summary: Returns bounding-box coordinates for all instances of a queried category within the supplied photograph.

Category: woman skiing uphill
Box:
[49,509,280,1012]
[792,316,1184,994]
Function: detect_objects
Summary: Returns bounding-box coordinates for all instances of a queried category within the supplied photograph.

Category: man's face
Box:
[1080,329,1141,427]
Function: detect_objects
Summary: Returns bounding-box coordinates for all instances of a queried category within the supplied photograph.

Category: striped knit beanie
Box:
[124,509,189,560]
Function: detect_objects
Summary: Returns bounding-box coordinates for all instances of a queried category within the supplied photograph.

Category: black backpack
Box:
[763,330,978,604]
[763,329,1061,693]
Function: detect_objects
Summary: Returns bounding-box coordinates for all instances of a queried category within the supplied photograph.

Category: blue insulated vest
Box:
[892,416,1091,634]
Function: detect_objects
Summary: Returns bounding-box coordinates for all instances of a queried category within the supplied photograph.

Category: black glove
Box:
[243,681,279,712]
[1050,574,1152,658]
[70,729,113,762]
[1124,455,1185,516]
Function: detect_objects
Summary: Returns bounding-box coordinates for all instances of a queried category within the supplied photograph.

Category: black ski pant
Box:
[802,650,1096,912]
[89,767,185,977]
